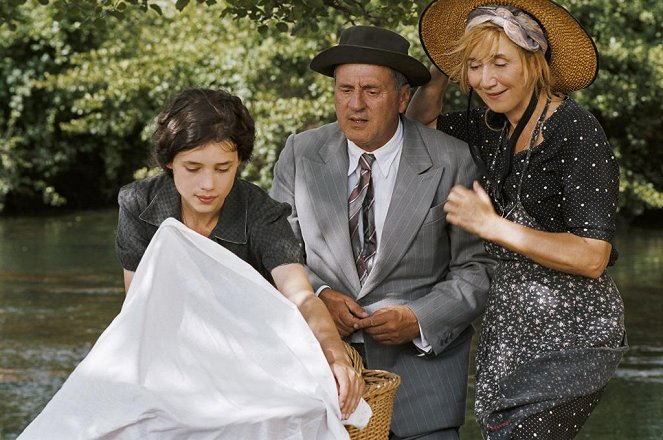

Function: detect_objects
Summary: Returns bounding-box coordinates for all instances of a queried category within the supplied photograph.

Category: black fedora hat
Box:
[310,25,431,87]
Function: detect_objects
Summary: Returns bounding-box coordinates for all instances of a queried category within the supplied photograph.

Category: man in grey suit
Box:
[270,25,494,440]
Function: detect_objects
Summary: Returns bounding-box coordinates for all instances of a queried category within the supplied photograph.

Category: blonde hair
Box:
[449,23,554,98]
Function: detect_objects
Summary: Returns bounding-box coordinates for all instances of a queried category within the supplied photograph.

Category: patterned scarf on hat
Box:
[466,5,548,53]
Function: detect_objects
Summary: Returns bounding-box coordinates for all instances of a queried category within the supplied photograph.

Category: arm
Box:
[271,264,363,420]
[445,111,618,279]
[405,64,449,128]
[445,181,611,278]
[123,269,134,292]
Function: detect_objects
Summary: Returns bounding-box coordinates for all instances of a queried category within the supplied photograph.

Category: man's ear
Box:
[399,85,412,114]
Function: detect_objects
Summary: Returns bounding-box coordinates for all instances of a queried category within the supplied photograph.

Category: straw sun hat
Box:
[419,0,599,93]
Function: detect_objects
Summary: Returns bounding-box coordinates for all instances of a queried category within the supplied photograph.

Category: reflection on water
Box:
[0,210,125,439]
[0,210,662,439]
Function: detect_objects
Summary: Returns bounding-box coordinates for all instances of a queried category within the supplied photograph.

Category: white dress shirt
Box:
[346,121,403,261]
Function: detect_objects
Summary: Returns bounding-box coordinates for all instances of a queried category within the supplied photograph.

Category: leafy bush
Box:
[0,0,661,219]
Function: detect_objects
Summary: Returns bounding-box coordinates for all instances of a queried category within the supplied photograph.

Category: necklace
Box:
[488,97,552,216]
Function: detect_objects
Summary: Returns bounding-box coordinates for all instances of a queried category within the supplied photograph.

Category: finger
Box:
[474,181,493,205]
[336,371,349,419]
[348,374,362,416]
[449,184,473,197]
[352,316,374,330]
[346,300,369,318]
[363,324,392,338]
[336,320,354,336]
[367,309,393,325]
[353,315,375,330]
[339,309,362,330]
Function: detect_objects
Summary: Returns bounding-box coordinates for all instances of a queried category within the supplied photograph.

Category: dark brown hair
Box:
[152,88,255,172]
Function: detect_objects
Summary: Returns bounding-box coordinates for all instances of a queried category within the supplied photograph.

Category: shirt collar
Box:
[139,174,248,244]
[347,119,403,179]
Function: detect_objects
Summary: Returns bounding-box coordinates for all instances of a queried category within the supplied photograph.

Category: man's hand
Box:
[353,305,420,345]
[319,288,369,337]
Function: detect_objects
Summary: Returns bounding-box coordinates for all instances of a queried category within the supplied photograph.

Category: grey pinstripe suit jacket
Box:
[270,116,494,437]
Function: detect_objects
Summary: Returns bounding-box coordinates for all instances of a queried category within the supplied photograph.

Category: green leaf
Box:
[149,3,163,15]
[275,22,288,33]
[107,10,125,20]
[175,0,190,11]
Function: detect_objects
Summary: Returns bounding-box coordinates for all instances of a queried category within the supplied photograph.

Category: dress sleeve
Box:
[437,108,497,166]
[436,110,470,142]
[249,193,305,272]
[561,114,620,243]
[115,184,151,272]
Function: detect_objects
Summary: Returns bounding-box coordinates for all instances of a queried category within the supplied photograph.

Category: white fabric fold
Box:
[19,218,370,439]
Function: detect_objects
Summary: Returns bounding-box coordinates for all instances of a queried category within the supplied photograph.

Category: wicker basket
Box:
[344,343,401,440]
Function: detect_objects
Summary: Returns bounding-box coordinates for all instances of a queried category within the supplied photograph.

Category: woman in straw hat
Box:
[408,1,627,439]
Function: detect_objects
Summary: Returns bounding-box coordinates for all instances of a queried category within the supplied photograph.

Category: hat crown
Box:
[340,25,411,55]
[309,25,431,86]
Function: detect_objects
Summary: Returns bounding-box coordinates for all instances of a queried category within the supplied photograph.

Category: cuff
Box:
[412,325,433,357]
[315,285,330,297]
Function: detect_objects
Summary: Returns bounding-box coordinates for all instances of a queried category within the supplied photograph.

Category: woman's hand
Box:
[328,355,364,420]
[443,181,498,238]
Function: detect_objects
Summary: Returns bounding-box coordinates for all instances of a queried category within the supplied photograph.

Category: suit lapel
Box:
[359,119,444,298]
[302,129,362,294]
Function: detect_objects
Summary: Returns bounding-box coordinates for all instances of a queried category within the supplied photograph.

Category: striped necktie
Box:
[348,153,377,284]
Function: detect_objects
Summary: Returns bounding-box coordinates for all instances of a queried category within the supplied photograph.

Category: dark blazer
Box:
[270,116,494,436]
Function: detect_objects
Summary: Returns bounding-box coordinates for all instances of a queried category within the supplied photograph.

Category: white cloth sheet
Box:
[19,218,370,439]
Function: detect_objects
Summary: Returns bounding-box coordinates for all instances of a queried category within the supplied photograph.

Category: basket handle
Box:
[343,342,365,375]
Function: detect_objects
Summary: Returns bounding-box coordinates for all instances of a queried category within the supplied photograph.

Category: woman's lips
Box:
[484,90,506,99]
[196,195,217,204]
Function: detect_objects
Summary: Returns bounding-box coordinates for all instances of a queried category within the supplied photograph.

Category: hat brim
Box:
[310,45,431,87]
[419,0,598,93]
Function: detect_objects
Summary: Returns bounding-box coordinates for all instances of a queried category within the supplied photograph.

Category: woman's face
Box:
[467,36,532,124]
[168,140,240,220]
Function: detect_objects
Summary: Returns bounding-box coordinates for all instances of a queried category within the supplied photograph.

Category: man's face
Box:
[334,64,410,152]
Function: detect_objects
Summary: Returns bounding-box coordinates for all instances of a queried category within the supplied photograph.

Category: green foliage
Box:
[559,0,663,214]
[0,1,339,210]
[0,0,661,219]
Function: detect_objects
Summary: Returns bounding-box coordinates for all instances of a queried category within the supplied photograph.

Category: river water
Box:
[0,209,661,439]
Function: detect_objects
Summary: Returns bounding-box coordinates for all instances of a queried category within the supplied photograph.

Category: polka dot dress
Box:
[439,98,620,257]
[437,98,626,439]
[511,387,604,440]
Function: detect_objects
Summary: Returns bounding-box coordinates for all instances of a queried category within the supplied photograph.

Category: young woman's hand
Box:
[329,356,364,420]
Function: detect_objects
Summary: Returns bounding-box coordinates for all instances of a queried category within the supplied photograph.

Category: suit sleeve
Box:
[269,134,328,291]
[408,140,496,355]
